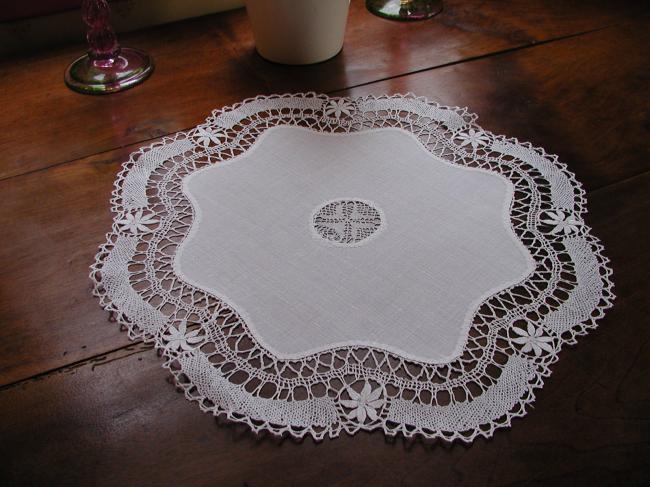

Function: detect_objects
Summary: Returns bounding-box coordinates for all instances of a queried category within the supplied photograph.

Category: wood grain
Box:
[215,0,641,94]
[0,0,644,180]
[340,23,650,192]
[1,23,648,387]
[0,147,133,385]
[1,3,649,484]
[0,14,264,182]
[1,172,648,487]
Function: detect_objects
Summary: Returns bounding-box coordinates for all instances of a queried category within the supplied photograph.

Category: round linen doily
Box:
[91,93,614,442]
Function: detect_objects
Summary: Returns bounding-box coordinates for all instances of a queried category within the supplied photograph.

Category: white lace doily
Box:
[91,93,614,442]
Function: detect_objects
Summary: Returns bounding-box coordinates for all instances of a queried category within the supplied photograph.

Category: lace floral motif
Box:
[90,93,614,442]
[511,322,555,357]
[194,127,224,148]
[455,128,491,151]
[540,210,582,235]
[162,321,204,352]
[341,382,385,423]
[324,99,355,119]
[116,210,158,234]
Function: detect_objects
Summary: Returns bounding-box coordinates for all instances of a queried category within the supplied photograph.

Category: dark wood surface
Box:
[0,0,645,180]
[1,1,649,485]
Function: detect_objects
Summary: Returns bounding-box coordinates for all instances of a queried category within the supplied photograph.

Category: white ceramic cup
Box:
[244,0,350,65]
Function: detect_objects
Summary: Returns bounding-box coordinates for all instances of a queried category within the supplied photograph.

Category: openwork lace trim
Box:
[90,93,614,442]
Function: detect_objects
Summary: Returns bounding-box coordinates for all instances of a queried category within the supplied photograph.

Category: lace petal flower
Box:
[356,405,367,423]
[324,99,354,119]
[347,387,361,401]
[162,321,204,352]
[195,127,223,147]
[117,210,159,234]
[339,399,359,409]
[511,322,555,357]
[541,209,581,235]
[511,336,531,345]
[526,320,536,337]
[341,382,384,424]
[366,384,383,403]
[536,340,555,354]
[455,128,491,150]
[367,399,384,409]
[366,407,379,421]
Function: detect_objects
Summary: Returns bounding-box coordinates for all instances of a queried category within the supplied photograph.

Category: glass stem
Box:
[83,0,121,63]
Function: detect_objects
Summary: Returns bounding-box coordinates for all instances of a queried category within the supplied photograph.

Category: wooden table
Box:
[1,1,649,485]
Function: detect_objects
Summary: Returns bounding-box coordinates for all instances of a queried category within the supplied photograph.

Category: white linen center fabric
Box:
[178,127,533,363]
[91,93,614,442]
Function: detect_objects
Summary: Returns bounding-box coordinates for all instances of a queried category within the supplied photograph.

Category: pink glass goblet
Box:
[366,0,443,21]
[65,0,154,94]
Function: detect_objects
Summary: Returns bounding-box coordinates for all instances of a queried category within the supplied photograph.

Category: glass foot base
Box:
[366,0,443,21]
[65,47,154,95]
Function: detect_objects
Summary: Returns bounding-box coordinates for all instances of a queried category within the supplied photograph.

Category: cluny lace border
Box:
[90,93,614,442]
